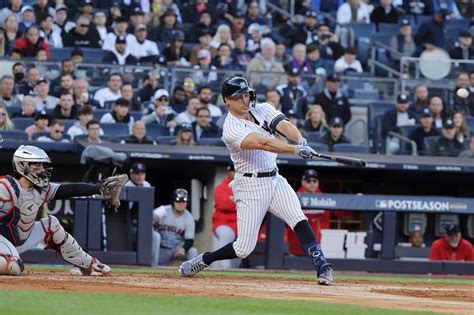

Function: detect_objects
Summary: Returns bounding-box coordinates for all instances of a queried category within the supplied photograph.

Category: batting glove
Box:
[296,144,317,160]
[298,138,308,147]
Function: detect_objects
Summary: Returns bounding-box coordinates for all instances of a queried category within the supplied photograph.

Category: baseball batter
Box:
[0,145,127,276]
[179,77,333,285]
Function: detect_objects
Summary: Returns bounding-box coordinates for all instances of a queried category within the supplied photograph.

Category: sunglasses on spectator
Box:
[305,179,318,183]
[80,24,90,28]
[54,130,64,133]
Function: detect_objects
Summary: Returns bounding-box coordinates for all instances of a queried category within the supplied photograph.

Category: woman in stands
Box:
[14,25,50,59]
[210,24,234,50]
[13,95,36,119]
[452,111,470,144]
[0,104,15,130]
[303,105,328,133]
[173,123,195,146]
[3,14,21,56]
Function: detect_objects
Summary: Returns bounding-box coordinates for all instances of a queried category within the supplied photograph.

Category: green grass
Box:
[27,264,474,285]
[0,290,437,315]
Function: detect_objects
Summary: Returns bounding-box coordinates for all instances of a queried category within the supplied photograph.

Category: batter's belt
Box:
[242,169,278,178]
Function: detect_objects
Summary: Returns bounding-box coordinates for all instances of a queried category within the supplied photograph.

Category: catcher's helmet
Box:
[13,145,52,187]
[221,77,256,106]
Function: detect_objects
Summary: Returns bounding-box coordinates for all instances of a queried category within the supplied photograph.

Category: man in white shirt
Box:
[198,86,222,118]
[94,73,122,107]
[175,96,200,125]
[129,24,159,63]
[34,78,59,111]
[37,119,71,143]
[102,16,134,51]
[100,97,135,132]
[334,47,363,74]
[126,163,151,188]
[67,105,104,140]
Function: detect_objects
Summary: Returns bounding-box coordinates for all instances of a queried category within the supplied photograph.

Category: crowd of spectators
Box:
[0,0,472,158]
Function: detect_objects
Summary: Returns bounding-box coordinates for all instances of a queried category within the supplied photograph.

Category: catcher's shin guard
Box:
[40,216,92,269]
[0,254,24,276]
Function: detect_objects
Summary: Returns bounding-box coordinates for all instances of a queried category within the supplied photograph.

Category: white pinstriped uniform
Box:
[222,102,307,258]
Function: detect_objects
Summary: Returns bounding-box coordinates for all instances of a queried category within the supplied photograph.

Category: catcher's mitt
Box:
[100,174,129,210]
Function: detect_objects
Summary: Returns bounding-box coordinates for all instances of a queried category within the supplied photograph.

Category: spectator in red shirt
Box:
[14,25,50,59]
[287,169,329,256]
[429,224,474,261]
[212,162,240,268]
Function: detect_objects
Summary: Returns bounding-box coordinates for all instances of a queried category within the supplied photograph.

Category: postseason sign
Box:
[298,193,474,214]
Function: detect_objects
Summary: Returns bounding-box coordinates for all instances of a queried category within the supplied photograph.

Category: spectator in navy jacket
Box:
[191,107,221,141]
[371,0,400,25]
[414,9,449,55]
[102,35,139,65]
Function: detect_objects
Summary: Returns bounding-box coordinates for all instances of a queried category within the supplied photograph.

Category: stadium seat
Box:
[349,23,376,39]
[104,101,116,109]
[112,135,129,143]
[466,117,474,133]
[100,123,130,137]
[415,15,431,26]
[354,89,380,100]
[307,131,321,143]
[0,130,28,140]
[146,124,170,138]
[81,48,108,63]
[63,119,76,131]
[6,106,21,118]
[377,23,399,36]
[445,19,469,32]
[356,37,371,66]
[308,142,329,152]
[129,111,142,122]
[197,138,225,146]
[156,135,176,144]
[49,47,73,61]
[333,143,369,153]
[422,136,440,156]
[94,109,109,121]
[11,117,34,131]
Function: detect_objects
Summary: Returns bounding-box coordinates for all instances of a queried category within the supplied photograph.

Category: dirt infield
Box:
[1,269,473,314]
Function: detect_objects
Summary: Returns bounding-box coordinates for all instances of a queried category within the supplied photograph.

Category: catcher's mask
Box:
[222,77,256,108]
[13,145,52,188]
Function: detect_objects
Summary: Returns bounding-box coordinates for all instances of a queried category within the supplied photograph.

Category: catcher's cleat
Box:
[179,253,208,277]
[70,258,111,276]
[317,265,334,286]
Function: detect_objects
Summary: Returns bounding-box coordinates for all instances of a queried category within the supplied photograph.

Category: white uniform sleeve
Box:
[222,119,254,151]
[44,183,61,203]
[153,206,167,224]
[184,211,195,240]
[258,102,285,124]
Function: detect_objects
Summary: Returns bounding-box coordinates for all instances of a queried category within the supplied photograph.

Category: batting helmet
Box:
[172,188,188,203]
[221,77,256,106]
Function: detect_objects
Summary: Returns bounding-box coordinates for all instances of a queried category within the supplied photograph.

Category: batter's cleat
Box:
[317,265,334,286]
[70,258,111,276]
[179,253,208,277]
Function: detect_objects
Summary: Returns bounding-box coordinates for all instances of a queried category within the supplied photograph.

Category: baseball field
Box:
[0,265,472,315]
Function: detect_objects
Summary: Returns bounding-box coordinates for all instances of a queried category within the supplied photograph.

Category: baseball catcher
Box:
[0,145,128,276]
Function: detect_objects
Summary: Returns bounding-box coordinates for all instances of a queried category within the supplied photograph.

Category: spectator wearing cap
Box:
[121,121,157,145]
[34,78,58,111]
[303,105,328,133]
[318,116,351,150]
[175,95,200,126]
[0,75,20,108]
[63,14,101,48]
[265,88,283,111]
[33,0,54,27]
[244,0,268,28]
[451,72,474,116]
[414,9,449,54]
[409,108,440,154]
[52,92,78,120]
[334,47,363,74]
[77,0,94,19]
[14,25,50,59]
[18,6,35,34]
[126,162,151,188]
[192,49,218,86]
[25,110,49,140]
[173,123,195,146]
[280,10,319,47]
[192,107,221,141]
[211,162,240,269]
[162,30,190,66]
[409,84,430,115]
[459,137,474,158]
[230,14,245,38]
[19,67,40,97]
[102,35,139,65]
[198,86,222,118]
[94,73,123,108]
[100,97,135,132]
[128,7,146,32]
[381,93,417,139]
[0,0,23,26]
[314,73,352,126]
[429,224,473,261]
[231,33,254,69]
[37,119,70,143]
[434,118,466,156]
[336,0,371,47]
[246,38,286,89]
[152,189,198,266]
[38,14,62,48]
[429,96,449,129]
[287,169,331,256]
[276,67,308,119]
[101,16,133,51]
[389,19,416,64]
[156,9,183,43]
[190,28,217,66]
[13,95,36,118]
[449,32,474,61]
[67,104,102,140]
[92,10,109,43]
[370,0,399,25]
[142,89,178,130]
[128,23,159,63]
[53,4,76,35]
[316,23,345,61]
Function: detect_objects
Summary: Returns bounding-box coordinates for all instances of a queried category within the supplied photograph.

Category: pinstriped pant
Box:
[231,173,307,259]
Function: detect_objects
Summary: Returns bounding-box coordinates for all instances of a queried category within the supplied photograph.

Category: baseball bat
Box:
[311,152,367,168]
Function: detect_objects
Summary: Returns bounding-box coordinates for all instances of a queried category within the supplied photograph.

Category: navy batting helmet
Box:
[172,188,188,202]
[221,77,256,105]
